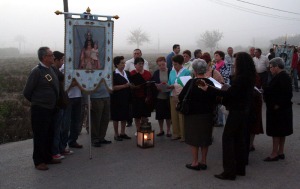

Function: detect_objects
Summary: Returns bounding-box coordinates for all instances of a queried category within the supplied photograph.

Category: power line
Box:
[236,0,300,16]
[208,0,300,21]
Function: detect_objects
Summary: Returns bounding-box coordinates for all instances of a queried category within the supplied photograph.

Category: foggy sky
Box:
[1,0,299,54]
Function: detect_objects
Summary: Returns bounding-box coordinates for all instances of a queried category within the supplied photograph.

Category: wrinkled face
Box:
[174,46,180,54]
[227,48,233,56]
[43,49,54,66]
[183,53,190,63]
[157,60,167,71]
[134,61,144,72]
[117,59,125,70]
[133,50,142,59]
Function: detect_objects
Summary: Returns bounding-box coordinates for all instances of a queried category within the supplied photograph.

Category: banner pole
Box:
[88,94,92,159]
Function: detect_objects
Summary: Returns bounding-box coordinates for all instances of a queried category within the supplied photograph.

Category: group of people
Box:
[24,45,294,181]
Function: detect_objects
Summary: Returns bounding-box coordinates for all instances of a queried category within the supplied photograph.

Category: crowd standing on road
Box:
[23,45,296,182]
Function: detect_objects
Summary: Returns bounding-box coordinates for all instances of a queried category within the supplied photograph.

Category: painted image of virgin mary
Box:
[78,31,100,69]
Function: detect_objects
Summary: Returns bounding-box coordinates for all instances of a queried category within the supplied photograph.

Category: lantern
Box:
[137,123,154,148]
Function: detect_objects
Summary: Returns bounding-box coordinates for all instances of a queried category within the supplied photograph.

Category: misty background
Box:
[1,0,300,55]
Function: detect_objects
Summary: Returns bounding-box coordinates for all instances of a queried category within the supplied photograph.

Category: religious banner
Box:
[273,44,294,72]
[56,8,118,92]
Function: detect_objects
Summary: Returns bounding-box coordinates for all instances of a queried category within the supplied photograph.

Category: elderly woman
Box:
[130,57,152,133]
[263,57,293,161]
[202,52,224,84]
[168,55,191,141]
[111,56,132,141]
[152,57,171,137]
[199,52,256,180]
[179,59,216,171]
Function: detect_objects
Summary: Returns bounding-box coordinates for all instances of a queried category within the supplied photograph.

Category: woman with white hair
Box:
[263,57,293,161]
[179,59,217,171]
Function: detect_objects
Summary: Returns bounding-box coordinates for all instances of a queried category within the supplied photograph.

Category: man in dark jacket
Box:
[23,47,61,170]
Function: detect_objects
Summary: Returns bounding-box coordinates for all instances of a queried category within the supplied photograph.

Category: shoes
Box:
[52,154,65,160]
[185,163,200,171]
[166,133,172,137]
[171,136,181,140]
[62,149,74,155]
[114,136,123,141]
[263,156,279,162]
[100,139,112,144]
[156,131,165,136]
[249,146,255,152]
[35,163,49,171]
[134,132,137,136]
[69,142,83,148]
[198,163,207,170]
[214,173,236,180]
[92,142,102,147]
[277,154,285,160]
[120,134,131,139]
[180,138,185,142]
[48,159,62,164]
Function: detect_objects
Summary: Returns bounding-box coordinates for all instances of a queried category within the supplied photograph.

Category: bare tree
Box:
[127,28,150,48]
[14,35,26,54]
[197,30,223,53]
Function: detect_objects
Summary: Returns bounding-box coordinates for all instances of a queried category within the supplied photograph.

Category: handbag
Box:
[176,79,194,115]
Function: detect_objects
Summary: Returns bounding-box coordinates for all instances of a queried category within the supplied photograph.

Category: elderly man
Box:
[253,48,269,89]
[124,49,149,72]
[23,47,61,170]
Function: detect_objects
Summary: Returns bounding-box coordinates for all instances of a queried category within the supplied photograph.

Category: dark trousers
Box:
[222,111,246,176]
[64,97,82,146]
[31,105,55,165]
[258,71,268,89]
[91,98,110,142]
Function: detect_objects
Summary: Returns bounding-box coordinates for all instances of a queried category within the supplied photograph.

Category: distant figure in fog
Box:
[166,44,180,71]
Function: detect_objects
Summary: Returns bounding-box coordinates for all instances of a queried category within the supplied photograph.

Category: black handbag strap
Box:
[182,79,194,101]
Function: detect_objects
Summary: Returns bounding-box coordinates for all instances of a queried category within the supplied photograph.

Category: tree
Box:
[14,35,26,54]
[127,28,150,48]
[197,30,223,53]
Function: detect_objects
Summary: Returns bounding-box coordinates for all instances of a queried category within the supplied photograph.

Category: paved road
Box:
[1,92,300,189]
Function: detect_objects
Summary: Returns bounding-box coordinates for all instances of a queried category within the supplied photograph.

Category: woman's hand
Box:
[196,79,208,91]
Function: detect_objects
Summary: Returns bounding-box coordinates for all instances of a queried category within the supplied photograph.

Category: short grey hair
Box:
[192,59,207,74]
[269,57,284,69]
[38,47,50,62]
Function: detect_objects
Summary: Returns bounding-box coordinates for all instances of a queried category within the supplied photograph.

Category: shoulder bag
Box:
[176,79,194,115]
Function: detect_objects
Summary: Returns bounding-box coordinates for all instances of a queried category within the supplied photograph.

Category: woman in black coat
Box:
[111,56,132,141]
[199,52,256,180]
[263,57,293,161]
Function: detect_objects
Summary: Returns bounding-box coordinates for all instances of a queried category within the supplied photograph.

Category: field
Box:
[0,54,162,144]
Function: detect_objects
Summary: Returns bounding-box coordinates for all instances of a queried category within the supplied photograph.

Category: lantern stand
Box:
[137,123,155,148]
